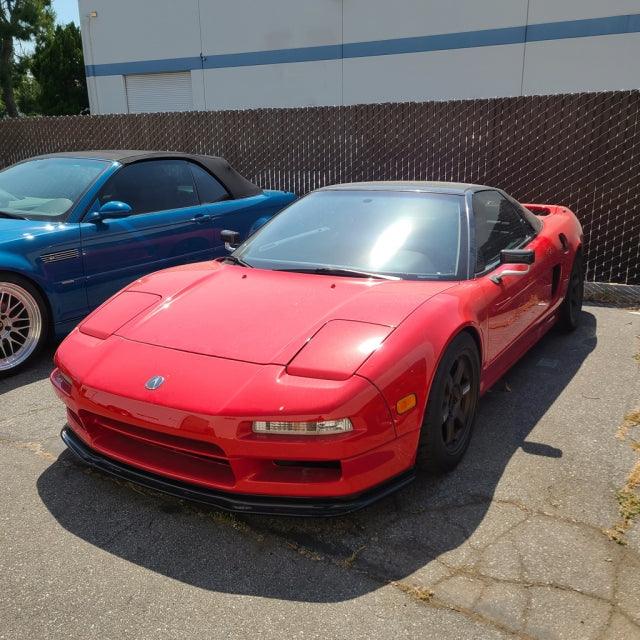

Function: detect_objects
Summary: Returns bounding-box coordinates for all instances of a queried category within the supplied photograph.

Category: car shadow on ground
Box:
[0,343,58,394]
[37,312,597,603]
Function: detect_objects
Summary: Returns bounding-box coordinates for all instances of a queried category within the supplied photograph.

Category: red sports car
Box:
[52,182,583,516]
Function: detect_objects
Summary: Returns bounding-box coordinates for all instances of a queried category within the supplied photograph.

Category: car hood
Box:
[112,262,457,365]
[0,218,70,244]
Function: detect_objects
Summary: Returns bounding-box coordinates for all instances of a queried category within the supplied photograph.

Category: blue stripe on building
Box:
[85,13,640,77]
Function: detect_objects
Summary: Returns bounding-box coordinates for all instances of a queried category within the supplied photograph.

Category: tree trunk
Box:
[0,37,19,118]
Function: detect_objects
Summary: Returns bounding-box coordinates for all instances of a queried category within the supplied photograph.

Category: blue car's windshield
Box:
[0,158,109,221]
[236,190,465,280]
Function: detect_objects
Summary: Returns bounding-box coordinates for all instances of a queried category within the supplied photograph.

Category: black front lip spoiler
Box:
[61,426,416,517]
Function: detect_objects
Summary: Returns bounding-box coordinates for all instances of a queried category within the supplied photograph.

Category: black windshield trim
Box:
[0,210,27,220]
[215,255,254,268]
[275,266,400,280]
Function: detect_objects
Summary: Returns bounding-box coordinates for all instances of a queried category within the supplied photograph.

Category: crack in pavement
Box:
[0,436,57,461]
[6,430,640,639]
[0,403,61,428]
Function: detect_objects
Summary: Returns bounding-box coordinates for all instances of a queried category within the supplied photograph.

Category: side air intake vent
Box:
[41,248,81,264]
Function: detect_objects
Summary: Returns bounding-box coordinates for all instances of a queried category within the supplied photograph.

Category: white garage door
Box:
[125,72,194,113]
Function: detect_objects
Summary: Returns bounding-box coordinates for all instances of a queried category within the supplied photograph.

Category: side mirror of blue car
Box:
[89,200,133,222]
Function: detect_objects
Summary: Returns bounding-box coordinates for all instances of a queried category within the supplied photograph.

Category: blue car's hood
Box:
[0,218,74,244]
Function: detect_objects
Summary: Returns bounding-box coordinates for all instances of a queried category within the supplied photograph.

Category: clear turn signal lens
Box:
[51,368,73,396]
[252,418,353,435]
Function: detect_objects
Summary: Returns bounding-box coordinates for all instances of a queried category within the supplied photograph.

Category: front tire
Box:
[416,333,480,474]
[559,252,584,332]
[0,276,49,376]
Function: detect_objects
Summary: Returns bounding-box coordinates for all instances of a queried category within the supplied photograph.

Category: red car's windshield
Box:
[236,189,465,280]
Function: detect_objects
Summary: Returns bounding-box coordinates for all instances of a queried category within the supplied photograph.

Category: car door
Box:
[188,161,275,255]
[473,190,555,363]
[81,159,216,308]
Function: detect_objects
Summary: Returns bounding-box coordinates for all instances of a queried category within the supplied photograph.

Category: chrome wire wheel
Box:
[0,283,43,372]
[440,354,475,455]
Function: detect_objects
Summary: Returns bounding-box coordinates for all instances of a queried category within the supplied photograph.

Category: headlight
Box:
[252,418,353,435]
[51,368,73,396]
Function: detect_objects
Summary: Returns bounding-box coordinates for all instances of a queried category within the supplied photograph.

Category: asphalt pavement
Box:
[1,304,639,640]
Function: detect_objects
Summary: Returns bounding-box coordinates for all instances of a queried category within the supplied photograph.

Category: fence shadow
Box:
[37,312,597,602]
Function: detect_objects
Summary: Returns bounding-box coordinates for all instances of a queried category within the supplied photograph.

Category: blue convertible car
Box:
[0,151,295,374]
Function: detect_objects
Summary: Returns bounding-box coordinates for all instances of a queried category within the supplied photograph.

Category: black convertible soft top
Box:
[29,150,263,199]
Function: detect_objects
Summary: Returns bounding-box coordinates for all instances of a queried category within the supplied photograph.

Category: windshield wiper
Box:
[216,255,254,268]
[0,210,27,220]
[277,266,399,280]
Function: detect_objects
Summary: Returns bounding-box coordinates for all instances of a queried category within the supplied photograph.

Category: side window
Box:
[98,160,198,215]
[189,163,230,204]
[473,191,534,272]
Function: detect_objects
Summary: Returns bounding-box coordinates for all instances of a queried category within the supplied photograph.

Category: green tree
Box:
[0,0,52,117]
[0,55,39,116]
[32,22,88,115]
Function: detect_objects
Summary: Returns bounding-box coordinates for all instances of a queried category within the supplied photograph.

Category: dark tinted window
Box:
[190,163,229,203]
[473,191,534,272]
[98,160,198,214]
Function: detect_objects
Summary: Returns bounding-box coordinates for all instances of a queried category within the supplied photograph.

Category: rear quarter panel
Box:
[524,204,583,299]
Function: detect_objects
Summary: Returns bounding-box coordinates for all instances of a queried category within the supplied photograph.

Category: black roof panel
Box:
[319,181,492,195]
[26,150,263,199]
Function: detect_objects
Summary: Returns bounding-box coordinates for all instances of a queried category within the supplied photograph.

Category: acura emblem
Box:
[145,375,165,390]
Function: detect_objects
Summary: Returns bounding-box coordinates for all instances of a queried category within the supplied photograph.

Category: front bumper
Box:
[61,426,415,517]
[52,332,420,509]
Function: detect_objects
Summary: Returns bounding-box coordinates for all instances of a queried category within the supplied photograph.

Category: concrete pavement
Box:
[1,304,639,639]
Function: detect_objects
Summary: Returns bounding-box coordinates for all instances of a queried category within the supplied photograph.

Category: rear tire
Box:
[0,275,49,377]
[416,333,480,474]
[559,252,584,332]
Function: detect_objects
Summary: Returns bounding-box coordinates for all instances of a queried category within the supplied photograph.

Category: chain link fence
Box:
[1,90,638,284]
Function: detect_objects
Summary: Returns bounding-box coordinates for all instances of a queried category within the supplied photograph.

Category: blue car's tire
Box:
[0,275,49,376]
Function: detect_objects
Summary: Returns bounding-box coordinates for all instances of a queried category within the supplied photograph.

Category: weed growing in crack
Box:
[392,581,434,603]
[616,410,640,440]
[606,412,640,545]
[342,545,367,568]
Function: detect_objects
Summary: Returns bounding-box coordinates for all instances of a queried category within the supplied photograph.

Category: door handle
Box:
[490,265,531,284]
[191,214,210,224]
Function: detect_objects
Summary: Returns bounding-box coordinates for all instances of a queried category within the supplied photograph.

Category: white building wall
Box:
[81,0,201,65]
[342,0,528,104]
[522,0,640,96]
[202,61,342,109]
[93,75,127,114]
[522,34,640,96]
[78,0,640,114]
[526,0,640,23]
[198,0,342,109]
